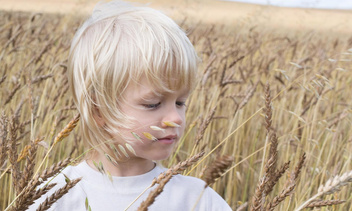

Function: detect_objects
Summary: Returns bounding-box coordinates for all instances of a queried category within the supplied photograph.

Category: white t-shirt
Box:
[28,161,232,210]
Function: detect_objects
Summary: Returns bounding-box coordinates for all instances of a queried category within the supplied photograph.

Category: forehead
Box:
[123,75,190,99]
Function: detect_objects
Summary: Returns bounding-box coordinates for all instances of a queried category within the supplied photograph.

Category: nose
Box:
[161,105,184,128]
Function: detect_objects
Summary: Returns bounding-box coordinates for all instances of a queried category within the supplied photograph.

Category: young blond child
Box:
[29,1,232,210]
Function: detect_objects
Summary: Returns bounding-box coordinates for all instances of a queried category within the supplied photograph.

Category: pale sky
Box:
[225,0,352,10]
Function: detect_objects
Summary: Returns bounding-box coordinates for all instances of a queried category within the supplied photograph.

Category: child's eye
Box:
[143,103,161,109]
[176,101,186,107]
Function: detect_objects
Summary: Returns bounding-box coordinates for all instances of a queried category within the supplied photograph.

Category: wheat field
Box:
[0,9,351,211]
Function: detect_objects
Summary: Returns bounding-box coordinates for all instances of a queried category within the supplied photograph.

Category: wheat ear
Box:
[252,83,277,210]
[53,114,80,145]
[13,183,56,211]
[195,107,217,146]
[9,116,21,194]
[0,113,8,168]
[261,83,278,206]
[236,202,248,211]
[17,158,72,208]
[238,82,258,110]
[191,155,233,211]
[295,170,352,211]
[317,170,352,195]
[137,173,173,211]
[264,83,272,133]
[203,155,234,187]
[265,183,296,211]
[251,176,266,211]
[304,199,346,209]
[18,142,38,191]
[33,115,79,181]
[124,151,204,211]
[264,132,279,195]
[265,153,305,211]
[151,151,205,186]
[36,177,82,211]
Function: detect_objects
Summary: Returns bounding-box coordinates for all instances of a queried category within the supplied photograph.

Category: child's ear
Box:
[93,106,105,127]
[92,94,105,127]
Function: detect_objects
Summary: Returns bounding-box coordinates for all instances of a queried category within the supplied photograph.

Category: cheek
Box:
[123,120,156,143]
[180,114,186,134]
[121,109,187,142]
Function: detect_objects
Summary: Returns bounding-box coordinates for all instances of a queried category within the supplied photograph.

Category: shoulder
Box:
[161,174,232,211]
[171,173,207,187]
[27,163,87,211]
[154,165,205,187]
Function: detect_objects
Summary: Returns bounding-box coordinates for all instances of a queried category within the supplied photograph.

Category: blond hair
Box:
[67,1,198,155]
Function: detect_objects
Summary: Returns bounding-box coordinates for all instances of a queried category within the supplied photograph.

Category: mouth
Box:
[156,135,177,144]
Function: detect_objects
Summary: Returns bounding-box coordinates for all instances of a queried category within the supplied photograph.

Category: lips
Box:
[157,135,177,144]
[159,135,177,140]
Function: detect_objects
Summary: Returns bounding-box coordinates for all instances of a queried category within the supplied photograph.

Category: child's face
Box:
[112,76,189,161]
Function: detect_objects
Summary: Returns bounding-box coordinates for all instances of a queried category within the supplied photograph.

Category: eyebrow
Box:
[139,91,161,102]
[139,88,190,102]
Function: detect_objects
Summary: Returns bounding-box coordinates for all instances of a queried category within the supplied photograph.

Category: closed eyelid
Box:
[142,102,161,109]
[176,101,187,107]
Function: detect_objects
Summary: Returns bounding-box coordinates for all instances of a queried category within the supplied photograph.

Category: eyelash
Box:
[143,102,186,109]
[176,101,186,107]
[143,103,161,109]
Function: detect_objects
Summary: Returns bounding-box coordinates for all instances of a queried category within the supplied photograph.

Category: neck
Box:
[86,152,155,177]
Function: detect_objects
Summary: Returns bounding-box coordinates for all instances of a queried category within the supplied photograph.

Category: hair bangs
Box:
[113,15,198,95]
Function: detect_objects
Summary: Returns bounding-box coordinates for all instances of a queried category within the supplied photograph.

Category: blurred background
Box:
[1,0,351,35]
[1,1,352,210]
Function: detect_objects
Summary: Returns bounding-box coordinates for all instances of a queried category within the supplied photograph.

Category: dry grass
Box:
[0,9,351,210]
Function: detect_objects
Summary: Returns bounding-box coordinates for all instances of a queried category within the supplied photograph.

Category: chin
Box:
[151,152,172,161]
